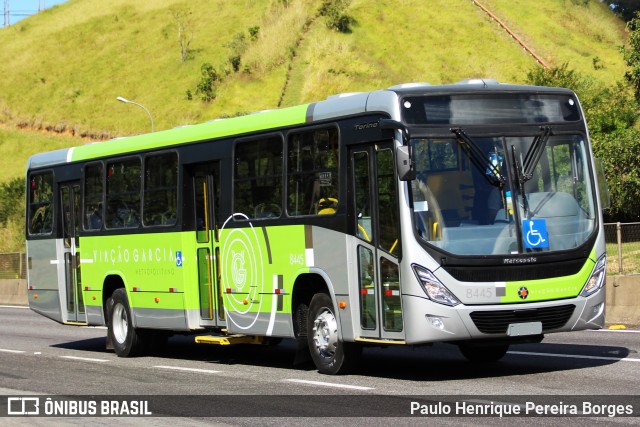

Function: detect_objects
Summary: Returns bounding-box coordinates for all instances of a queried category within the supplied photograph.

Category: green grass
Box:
[483,0,627,81]
[0,127,84,182]
[0,0,629,186]
[606,242,640,275]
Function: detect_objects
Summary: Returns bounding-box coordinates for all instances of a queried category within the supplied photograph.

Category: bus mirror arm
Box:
[379,119,410,145]
[379,119,416,181]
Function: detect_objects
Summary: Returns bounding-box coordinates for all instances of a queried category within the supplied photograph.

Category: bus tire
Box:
[108,288,146,357]
[307,292,360,375]
[458,343,509,363]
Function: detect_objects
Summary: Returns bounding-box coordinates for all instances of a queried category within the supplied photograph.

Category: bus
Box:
[25,80,607,374]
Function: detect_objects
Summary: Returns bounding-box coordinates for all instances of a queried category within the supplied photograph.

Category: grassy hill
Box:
[0,0,628,185]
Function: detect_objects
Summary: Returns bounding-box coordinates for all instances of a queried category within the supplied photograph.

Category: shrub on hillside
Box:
[319,0,356,33]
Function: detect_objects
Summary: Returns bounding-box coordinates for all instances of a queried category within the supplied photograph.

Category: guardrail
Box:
[605,222,640,276]
[0,252,26,280]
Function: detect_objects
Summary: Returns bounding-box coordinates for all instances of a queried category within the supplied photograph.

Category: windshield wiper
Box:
[511,144,528,216]
[510,126,553,217]
[451,127,505,188]
[522,126,553,182]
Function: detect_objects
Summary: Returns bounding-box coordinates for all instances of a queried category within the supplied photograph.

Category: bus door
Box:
[190,162,225,326]
[350,142,404,341]
[59,181,86,323]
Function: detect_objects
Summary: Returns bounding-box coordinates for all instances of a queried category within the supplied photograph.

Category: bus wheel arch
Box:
[291,273,361,374]
[103,274,125,321]
[291,273,328,340]
[101,276,144,357]
[108,288,146,357]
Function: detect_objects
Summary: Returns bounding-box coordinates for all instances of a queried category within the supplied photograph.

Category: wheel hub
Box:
[312,309,338,357]
[112,303,128,344]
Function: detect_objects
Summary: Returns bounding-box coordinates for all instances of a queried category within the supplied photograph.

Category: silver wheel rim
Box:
[112,303,128,344]
[312,308,338,359]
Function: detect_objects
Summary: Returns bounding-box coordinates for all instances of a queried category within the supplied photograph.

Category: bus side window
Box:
[105,158,141,229]
[234,136,283,220]
[28,172,54,235]
[143,152,178,227]
[83,163,103,231]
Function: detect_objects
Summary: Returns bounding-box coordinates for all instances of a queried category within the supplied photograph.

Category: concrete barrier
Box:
[0,279,27,306]
[2,276,639,326]
[605,275,640,327]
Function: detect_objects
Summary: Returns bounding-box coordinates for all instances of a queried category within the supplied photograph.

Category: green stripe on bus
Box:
[70,104,310,162]
[500,249,596,303]
[79,224,310,313]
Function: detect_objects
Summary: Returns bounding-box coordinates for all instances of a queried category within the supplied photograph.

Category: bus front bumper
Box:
[402,287,606,345]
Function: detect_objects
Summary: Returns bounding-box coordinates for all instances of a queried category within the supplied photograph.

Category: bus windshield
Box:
[410,132,597,255]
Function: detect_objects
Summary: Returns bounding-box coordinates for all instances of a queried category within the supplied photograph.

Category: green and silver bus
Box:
[26,80,607,374]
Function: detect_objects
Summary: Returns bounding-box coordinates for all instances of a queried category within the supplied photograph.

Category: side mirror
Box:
[396,145,415,181]
[379,119,415,181]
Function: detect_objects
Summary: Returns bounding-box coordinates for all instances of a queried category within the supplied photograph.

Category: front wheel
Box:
[307,292,360,375]
[108,288,146,357]
[458,343,509,363]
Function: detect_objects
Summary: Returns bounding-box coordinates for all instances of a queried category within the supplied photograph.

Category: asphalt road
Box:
[1,305,639,426]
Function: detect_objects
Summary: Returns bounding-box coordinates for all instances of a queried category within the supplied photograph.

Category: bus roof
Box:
[26,81,575,170]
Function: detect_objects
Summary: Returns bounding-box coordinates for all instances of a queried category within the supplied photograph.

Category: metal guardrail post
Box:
[617,222,623,274]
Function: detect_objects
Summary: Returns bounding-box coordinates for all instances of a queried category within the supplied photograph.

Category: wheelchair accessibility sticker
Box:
[523,219,549,249]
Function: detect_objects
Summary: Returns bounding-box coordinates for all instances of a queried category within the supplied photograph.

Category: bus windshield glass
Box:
[410,132,597,256]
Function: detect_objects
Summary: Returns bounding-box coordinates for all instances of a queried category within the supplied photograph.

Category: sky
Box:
[4,0,67,26]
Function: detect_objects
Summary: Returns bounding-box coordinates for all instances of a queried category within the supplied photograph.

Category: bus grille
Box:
[469,304,576,334]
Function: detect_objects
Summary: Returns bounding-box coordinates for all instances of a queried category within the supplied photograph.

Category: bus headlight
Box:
[412,265,460,306]
[581,255,606,297]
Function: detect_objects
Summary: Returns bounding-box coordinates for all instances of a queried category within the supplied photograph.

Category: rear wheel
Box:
[307,292,360,375]
[459,343,509,363]
[108,288,146,357]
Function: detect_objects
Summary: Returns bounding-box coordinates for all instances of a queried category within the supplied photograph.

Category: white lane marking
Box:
[283,379,374,391]
[153,365,221,374]
[49,259,60,265]
[0,348,26,354]
[59,355,109,363]
[508,351,640,363]
[595,328,640,334]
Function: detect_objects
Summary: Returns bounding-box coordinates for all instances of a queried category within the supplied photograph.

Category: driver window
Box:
[287,127,339,216]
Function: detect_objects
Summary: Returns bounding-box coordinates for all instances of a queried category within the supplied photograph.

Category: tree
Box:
[170,7,193,63]
[527,63,638,136]
[319,0,356,33]
[621,12,640,100]
[195,63,219,103]
[0,177,24,227]
[593,130,640,221]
